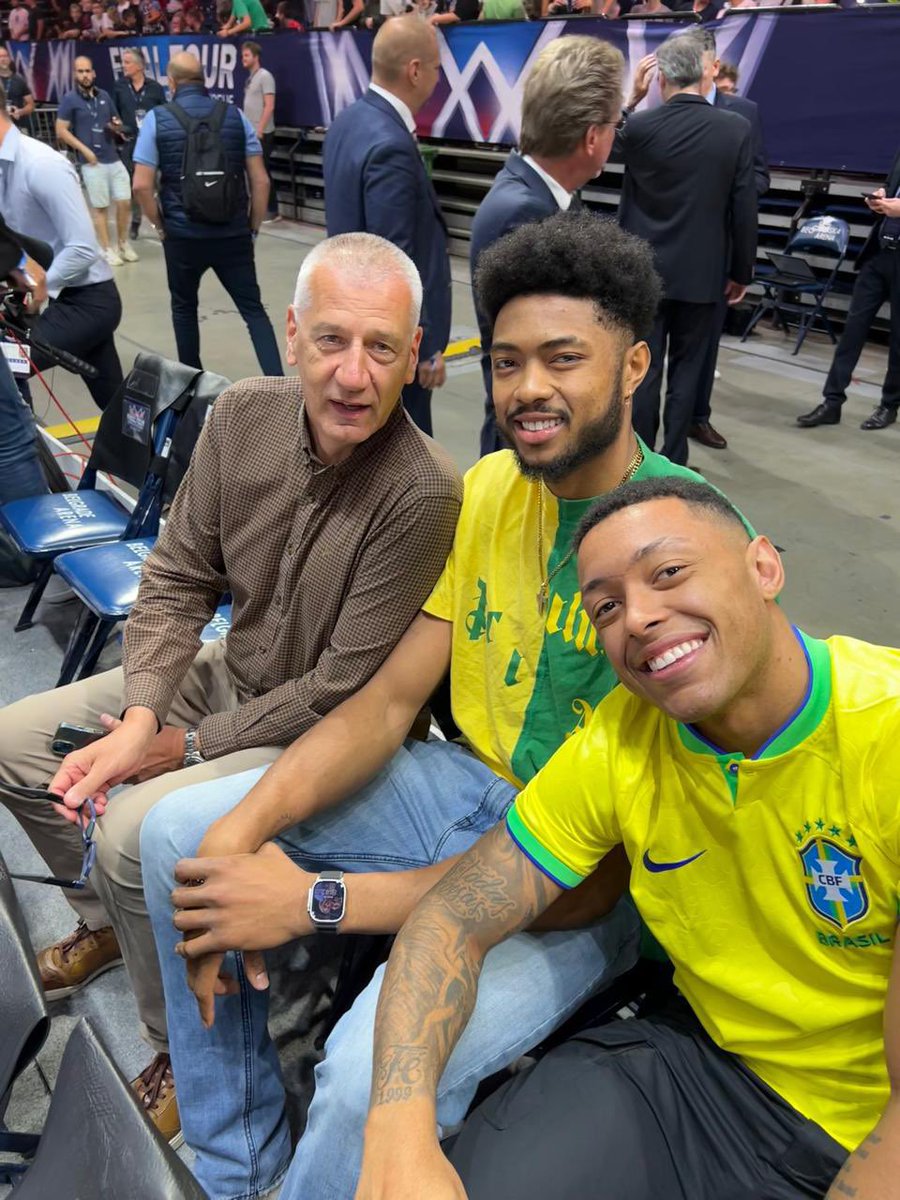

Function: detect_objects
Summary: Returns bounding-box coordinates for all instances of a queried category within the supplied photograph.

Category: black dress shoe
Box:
[796,402,841,428]
[688,421,727,450]
[861,406,898,431]
[129,218,141,241]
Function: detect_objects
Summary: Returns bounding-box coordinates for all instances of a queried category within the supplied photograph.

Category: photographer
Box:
[0,82,124,412]
[56,57,137,268]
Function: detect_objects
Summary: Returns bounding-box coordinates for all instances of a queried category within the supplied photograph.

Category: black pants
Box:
[633,299,720,465]
[31,279,124,412]
[402,378,433,436]
[693,293,729,424]
[260,132,278,215]
[162,234,283,376]
[449,1000,847,1200]
[824,246,900,410]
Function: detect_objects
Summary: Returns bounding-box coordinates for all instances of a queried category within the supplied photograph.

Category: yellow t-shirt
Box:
[508,631,900,1150]
[423,445,710,787]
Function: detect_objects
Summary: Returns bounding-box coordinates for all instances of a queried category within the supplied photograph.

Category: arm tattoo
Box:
[369,823,557,1110]
[825,1131,884,1198]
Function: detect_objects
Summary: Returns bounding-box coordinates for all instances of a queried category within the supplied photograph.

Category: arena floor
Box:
[1,216,898,1188]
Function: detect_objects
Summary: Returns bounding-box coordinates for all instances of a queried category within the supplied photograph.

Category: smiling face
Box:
[491,293,648,485]
[578,497,783,726]
[286,262,421,465]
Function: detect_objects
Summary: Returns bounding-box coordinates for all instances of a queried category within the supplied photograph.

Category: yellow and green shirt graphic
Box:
[423,441,707,787]
[508,631,900,1150]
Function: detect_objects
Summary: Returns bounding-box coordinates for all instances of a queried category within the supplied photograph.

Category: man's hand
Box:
[868,189,900,218]
[356,1117,467,1199]
[627,53,657,110]
[47,706,159,820]
[83,148,98,166]
[724,279,747,306]
[12,256,47,314]
[94,713,187,782]
[418,352,446,390]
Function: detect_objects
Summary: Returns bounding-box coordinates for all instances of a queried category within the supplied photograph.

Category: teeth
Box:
[646,639,704,674]
[521,418,562,432]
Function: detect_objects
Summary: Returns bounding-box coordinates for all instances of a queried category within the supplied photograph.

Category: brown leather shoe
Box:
[37,922,123,1001]
[688,421,728,450]
[132,1053,183,1149]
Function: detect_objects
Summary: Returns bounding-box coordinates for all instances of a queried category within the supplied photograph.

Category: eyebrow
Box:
[309,323,399,345]
[490,335,590,355]
[581,537,693,595]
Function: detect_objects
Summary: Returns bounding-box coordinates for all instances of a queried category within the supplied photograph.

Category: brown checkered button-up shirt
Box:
[122,376,462,758]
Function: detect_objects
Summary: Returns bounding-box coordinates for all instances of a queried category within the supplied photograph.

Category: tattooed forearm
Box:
[825,1131,885,1199]
[369,823,559,1112]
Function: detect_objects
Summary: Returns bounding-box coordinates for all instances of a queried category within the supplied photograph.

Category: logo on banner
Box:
[799,836,869,930]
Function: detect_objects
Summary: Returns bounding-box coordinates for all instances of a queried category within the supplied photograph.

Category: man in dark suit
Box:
[797,148,900,433]
[470,36,624,456]
[323,16,450,435]
[615,33,756,465]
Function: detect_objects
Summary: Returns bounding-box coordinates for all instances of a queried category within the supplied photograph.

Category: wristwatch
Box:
[183,726,205,768]
[307,870,346,933]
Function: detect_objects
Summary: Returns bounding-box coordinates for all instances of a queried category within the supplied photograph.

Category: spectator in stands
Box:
[24,0,47,37]
[0,82,125,412]
[323,16,449,434]
[797,147,900,432]
[183,4,205,28]
[274,0,303,26]
[629,0,672,13]
[113,46,166,240]
[0,230,461,1151]
[716,59,739,92]
[692,0,720,20]
[543,0,592,15]
[56,58,135,268]
[120,2,142,29]
[471,36,623,455]
[7,0,30,38]
[0,48,34,133]
[217,0,270,35]
[329,0,365,28]
[132,52,282,374]
[615,34,756,465]
[241,41,279,221]
[57,0,90,33]
[142,0,167,28]
[89,0,112,33]
[168,8,185,26]
[355,477,892,1200]
[429,0,480,22]
[137,214,736,1200]
[481,0,527,16]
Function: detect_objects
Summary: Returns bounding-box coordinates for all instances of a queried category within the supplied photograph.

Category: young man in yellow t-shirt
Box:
[141,214,739,1200]
[357,477,900,1200]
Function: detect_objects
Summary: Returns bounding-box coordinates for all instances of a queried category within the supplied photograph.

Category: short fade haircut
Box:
[122,46,145,67]
[242,39,261,58]
[474,211,661,343]
[574,477,749,553]
[520,36,624,159]
[656,32,704,89]
[293,232,423,333]
[716,61,740,87]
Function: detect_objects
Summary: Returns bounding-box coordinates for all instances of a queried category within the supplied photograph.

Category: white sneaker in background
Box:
[105,247,123,267]
[119,243,139,263]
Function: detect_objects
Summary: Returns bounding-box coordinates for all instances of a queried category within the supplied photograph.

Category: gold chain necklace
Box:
[536,443,644,616]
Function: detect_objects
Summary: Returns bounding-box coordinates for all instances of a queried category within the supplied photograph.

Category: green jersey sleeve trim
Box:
[506,804,585,890]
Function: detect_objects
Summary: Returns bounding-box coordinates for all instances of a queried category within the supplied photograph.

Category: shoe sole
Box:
[169,1130,185,1151]
[43,955,124,1001]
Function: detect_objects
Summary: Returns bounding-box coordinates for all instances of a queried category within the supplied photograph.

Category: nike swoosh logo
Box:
[642,849,707,874]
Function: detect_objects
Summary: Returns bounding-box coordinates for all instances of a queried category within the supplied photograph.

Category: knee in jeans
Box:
[139,789,207,884]
[312,1035,371,1124]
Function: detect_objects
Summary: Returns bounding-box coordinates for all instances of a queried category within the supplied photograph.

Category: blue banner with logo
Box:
[3,9,897,174]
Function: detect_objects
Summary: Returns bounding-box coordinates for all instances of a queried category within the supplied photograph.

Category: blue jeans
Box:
[0,352,46,503]
[142,740,640,1200]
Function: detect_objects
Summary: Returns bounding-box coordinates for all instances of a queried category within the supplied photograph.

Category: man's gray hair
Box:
[292,233,423,332]
[122,46,145,67]
[520,36,624,159]
[656,33,704,89]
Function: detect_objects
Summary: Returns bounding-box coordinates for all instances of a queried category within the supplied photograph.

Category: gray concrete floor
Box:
[1,217,898,1191]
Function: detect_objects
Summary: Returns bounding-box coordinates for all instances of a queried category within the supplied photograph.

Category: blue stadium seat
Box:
[200,602,233,643]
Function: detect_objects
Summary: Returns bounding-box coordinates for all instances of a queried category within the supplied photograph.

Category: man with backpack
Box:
[132,52,282,375]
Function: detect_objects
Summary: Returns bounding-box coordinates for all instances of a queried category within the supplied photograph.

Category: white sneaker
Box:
[105,247,123,267]
[119,243,139,263]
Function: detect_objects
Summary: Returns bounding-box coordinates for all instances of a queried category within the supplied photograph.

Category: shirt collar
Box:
[0,122,21,165]
[368,84,417,136]
[707,84,717,106]
[677,627,833,762]
[521,155,572,211]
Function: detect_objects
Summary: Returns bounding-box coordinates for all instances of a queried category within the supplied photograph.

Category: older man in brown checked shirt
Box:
[0,231,462,1147]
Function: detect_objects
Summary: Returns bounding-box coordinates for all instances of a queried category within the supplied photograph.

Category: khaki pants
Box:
[0,640,282,1052]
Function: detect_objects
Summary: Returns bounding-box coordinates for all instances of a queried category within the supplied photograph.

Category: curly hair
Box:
[474,211,661,342]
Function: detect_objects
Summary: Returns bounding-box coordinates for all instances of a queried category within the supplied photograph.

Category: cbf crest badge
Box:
[799,837,869,930]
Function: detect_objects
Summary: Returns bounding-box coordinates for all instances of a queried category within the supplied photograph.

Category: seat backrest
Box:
[13,1018,206,1200]
[0,853,50,1099]
[162,369,232,509]
[86,354,204,491]
[788,215,850,261]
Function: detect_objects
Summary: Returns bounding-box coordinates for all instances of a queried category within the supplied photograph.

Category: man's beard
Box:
[504,372,627,485]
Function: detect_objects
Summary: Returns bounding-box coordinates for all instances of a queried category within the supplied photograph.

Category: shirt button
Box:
[728,762,739,775]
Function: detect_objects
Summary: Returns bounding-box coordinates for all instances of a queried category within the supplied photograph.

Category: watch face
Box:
[310,878,345,924]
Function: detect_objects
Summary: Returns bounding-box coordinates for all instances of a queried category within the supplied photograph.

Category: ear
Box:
[622,339,651,400]
[285,305,299,368]
[746,535,784,603]
[406,326,423,386]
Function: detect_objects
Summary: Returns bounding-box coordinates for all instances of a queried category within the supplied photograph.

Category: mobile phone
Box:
[860,191,879,200]
[51,722,108,757]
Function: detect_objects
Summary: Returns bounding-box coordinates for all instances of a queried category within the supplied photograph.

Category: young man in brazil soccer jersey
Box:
[355,476,900,1200]
[139,213,732,1200]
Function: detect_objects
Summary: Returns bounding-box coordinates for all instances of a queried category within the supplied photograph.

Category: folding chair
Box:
[1,355,204,633]
[51,370,231,687]
[11,1019,205,1199]
[741,216,850,354]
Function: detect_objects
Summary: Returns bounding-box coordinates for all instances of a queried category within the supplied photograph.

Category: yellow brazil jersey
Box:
[507,630,900,1150]
[422,442,709,788]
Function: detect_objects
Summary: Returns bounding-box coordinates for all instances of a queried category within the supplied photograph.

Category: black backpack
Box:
[166,100,242,225]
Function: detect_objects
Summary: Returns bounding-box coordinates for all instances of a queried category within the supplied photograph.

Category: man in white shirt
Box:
[240,40,278,221]
[7,0,30,40]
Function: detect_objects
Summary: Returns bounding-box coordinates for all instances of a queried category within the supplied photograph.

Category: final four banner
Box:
[3,10,897,174]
